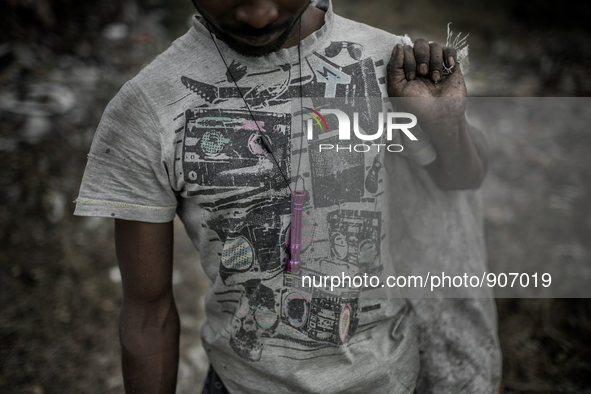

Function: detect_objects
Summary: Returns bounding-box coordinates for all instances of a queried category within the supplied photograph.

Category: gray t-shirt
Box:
[75,1,500,392]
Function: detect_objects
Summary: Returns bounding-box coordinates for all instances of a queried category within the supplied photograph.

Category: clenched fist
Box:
[387,38,466,125]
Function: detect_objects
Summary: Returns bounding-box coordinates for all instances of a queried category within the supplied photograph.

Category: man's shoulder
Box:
[130,28,204,91]
[332,12,412,45]
[330,12,412,63]
[119,26,220,113]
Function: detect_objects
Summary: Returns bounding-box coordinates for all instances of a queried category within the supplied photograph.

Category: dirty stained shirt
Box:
[74,1,501,393]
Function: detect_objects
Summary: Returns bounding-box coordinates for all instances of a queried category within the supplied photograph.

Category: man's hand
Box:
[386,38,487,191]
[387,39,466,124]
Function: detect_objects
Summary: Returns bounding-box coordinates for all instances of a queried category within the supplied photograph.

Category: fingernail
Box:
[419,63,428,75]
[409,72,415,80]
[448,56,455,67]
[432,70,440,82]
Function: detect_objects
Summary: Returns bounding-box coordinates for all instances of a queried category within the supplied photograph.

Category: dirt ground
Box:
[1,0,590,393]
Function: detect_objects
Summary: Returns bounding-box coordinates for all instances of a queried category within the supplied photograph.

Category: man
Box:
[75,0,500,392]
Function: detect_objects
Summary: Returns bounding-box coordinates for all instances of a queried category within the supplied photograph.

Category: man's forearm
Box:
[423,116,488,190]
[120,296,180,394]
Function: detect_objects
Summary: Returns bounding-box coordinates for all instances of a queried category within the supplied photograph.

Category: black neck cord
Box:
[206,24,303,192]
[294,17,305,192]
[204,14,308,194]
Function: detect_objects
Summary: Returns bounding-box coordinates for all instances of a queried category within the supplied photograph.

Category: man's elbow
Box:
[120,292,179,331]
[119,295,180,351]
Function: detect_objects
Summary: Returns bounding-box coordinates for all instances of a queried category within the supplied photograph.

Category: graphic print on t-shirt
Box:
[179,42,382,107]
[175,41,390,362]
[182,108,290,190]
[307,132,366,207]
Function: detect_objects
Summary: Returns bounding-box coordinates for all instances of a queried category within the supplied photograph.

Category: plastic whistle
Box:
[288,190,306,274]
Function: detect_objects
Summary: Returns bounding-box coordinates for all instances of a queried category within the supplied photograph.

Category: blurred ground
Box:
[1,0,590,393]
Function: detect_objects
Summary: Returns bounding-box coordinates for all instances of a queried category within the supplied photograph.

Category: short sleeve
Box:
[74,81,177,223]
[400,123,437,166]
[386,99,437,166]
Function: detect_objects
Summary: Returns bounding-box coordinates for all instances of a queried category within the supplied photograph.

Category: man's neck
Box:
[198,4,326,52]
[280,5,326,49]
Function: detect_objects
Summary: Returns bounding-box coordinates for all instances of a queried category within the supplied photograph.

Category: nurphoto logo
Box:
[304,107,418,153]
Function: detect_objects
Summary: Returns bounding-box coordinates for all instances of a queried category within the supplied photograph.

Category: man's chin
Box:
[221,31,292,58]
[193,0,309,58]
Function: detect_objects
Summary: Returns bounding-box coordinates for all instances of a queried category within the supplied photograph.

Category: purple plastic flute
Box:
[288,190,306,274]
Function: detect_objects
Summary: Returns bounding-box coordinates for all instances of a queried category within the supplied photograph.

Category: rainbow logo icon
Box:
[303,107,328,131]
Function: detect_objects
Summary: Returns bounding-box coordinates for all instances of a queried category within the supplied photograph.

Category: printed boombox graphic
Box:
[217,207,290,285]
[278,284,359,345]
[182,108,290,187]
[327,209,382,273]
[218,230,285,286]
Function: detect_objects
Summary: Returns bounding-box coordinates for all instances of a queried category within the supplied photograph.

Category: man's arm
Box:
[422,116,488,190]
[387,39,488,190]
[115,219,179,394]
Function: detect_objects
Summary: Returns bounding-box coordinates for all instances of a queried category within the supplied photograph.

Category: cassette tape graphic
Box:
[279,282,359,345]
[327,210,382,272]
[183,108,290,187]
